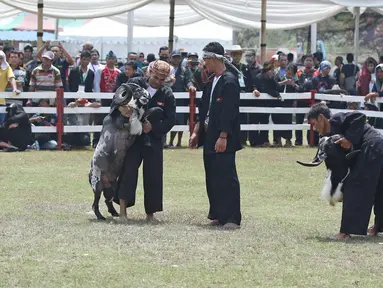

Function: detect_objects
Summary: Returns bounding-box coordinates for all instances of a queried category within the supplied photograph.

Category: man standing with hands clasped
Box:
[189,42,242,229]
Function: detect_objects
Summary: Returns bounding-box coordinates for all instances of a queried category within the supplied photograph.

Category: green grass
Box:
[1,147,382,288]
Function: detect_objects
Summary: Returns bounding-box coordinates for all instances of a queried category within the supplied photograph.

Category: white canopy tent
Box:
[58,18,233,58]
[1,0,383,62]
[1,0,382,29]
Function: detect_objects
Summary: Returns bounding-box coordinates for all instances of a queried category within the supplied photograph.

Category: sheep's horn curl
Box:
[296,159,323,167]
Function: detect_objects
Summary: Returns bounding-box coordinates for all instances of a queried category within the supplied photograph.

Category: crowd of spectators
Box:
[0,40,382,152]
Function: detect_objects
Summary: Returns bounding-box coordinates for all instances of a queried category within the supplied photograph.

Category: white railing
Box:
[1,91,383,135]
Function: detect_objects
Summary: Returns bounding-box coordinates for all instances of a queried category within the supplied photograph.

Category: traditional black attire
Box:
[329,111,383,235]
[0,103,32,151]
[117,77,176,214]
[197,70,242,225]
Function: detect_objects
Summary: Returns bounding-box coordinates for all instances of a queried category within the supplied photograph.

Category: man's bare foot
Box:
[209,219,220,226]
[330,233,350,240]
[223,222,240,230]
[368,225,378,236]
[115,216,128,223]
[146,214,160,224]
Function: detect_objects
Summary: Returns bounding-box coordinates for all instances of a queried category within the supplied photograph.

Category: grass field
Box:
[1,146,383,288]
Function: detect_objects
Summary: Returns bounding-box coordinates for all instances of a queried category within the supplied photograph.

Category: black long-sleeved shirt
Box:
[128,77,176,145]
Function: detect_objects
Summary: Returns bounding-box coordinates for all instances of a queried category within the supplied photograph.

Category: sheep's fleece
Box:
[89,83,161,195]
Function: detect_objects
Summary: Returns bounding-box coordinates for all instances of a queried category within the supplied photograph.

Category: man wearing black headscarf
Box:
[189,42,242,229]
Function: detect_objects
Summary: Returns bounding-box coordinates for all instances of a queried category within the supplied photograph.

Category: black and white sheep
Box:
[89,83,163,220]
[297,134,360,206]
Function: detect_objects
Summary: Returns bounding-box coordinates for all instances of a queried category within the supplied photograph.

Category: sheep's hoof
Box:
[92,204,106,220]
[105,201,119,217]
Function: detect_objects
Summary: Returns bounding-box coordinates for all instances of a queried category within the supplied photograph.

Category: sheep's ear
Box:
[345,150,361,161]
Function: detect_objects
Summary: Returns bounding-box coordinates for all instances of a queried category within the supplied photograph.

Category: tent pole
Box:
[260,0,266,64]
[37,0,44,50]
[354,7,360,65]
[168,0,175,52]
[232,30,237,45]
[310,23,317,54]
[55,18,59,39]
[127,11,134,54]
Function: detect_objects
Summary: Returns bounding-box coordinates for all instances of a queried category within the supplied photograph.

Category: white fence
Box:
[1,91,383,134]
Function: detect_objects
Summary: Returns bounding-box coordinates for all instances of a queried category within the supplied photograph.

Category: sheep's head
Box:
[297,135,360,205]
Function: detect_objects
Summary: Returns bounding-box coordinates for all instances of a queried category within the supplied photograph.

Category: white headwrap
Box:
[203,51,245,78]
[0,51,9,70]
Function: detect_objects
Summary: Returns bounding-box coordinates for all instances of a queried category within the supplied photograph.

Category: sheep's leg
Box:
[103,187,119,217]
[92,189,106,220]
[106,201,119,217]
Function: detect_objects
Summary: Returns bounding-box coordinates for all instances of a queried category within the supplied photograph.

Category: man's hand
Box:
[31,116,44,123]
[365,92,378,102]
[287,79,295,86]
[68,102,77,108]
[189,132,199,149]
[143,121,152,134]
[13,89,21,95]
[215,137,227,153]
[9,123,18,129]
[118,105,133,118]
[189,86,196,92]
[335,137,352,150]
[253,89,260,97]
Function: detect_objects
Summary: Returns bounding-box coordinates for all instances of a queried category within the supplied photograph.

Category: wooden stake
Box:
[260,0,267,64]
[168,0,175,52]
[37,0,44,50]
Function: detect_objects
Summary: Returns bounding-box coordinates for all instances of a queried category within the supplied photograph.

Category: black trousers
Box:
[340,151,383,235]
[117,140,163,214]
[295,104,320,146]
[63,133,90,147]
[272,100,293,140]
[203,152,241,225]
[240,112,248,145]
[249,113,270,145]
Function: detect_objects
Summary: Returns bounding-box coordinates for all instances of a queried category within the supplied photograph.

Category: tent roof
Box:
[0,1,382,30]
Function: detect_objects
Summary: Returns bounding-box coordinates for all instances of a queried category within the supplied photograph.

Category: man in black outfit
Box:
[189,42,242,229]
[117,60,175,222]
[307,103,383,239]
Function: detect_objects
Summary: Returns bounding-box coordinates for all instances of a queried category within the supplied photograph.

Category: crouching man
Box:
[307,103,383,239]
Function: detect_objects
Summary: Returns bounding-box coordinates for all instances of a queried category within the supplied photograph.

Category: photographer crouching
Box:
[0,103,32,152]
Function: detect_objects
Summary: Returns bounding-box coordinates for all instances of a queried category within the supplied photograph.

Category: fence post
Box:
[309,90,316,147]
[56,88,64,150]
[189,88,196,134]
